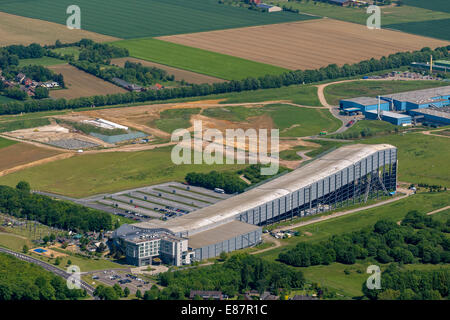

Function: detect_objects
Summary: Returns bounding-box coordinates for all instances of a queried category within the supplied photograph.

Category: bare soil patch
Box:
[0,12,118,46]
[48,64,127,99]
[158,19,449,70]
[111,57,226,84]
[0,143,62,173]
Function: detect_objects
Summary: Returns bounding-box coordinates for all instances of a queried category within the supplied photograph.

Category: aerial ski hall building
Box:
[113,144,398,266]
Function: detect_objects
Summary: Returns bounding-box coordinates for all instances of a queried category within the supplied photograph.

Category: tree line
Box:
[279,210,449,267]
[0,182,112,232]
[0,44,448,115]
[0,253,86,300]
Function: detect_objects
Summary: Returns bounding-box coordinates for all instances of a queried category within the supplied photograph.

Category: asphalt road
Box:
[0,247,96,298]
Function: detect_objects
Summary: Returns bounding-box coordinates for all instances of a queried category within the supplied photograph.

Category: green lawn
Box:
[0,0,314,38]
[0,137,17,149]
[324,80,448,105]
[112,38,288,80]
[18,57,66,67]
[0,146,247,198]
[362,132,450,187]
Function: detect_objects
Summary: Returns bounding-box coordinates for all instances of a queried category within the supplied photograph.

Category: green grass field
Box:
[324,80,448,105]
[219,85,321,106]
[202,104,340,137]
[362,132,450,187]
[0,233,32,251]
[154,108,200,133]
[0,137,17,149]
[403,0,450,14]
[0,146,247,198]
[386,19,450,41]
[0,0,313,38]
[18,57,66,67]
[51,47,81,59]
[330,120,400,139]
[267,1,450,39]
[112,38,288,80]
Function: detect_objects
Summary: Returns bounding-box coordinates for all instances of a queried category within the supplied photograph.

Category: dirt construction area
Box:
[3,124,109,149]
[48,64,127,99]
[158,19,449,70]
[111,57,226,84]
[0,12,118,46]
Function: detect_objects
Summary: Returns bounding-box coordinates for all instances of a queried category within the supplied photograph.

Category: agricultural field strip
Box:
[158,19,449,70]
[0,11,118,46]
[0,0,313,39]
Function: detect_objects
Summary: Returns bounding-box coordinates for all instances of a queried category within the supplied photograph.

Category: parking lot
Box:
[86,182,233,221]
[88,269,155,295]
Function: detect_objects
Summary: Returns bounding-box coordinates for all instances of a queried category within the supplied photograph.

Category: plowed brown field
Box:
[0,12,118,46]
[0,143,62,174]
[158,19,449,70]
[48,64,127,99]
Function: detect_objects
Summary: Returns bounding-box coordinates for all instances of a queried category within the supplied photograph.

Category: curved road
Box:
[0,247,96,298]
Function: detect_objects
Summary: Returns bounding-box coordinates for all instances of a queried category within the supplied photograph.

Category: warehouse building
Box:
[381,86,450,111]
[340,97,389,113]
[114,144,398,266]
[408,108,450,125]
[365,110,412,126]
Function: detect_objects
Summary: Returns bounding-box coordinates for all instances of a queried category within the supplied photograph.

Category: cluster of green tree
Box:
[71,60,174,87]
[237,164,289,184]
[2,87,27,101]
[185,171,248,194]
[76,39,129,65]
[279,210,449,267]
[0,253,86,300]
[0,182,112,232]
[93,283,130,300]
[1,45,448,114]
[151,254,305,299]
[0,43,45,69]
[363,264,449,300]
[416,183,447,192]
